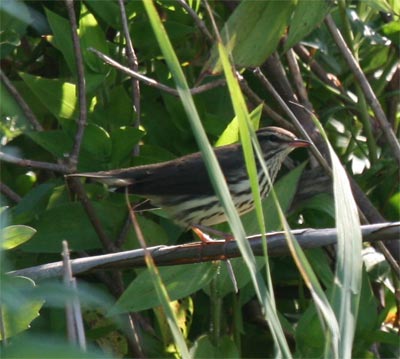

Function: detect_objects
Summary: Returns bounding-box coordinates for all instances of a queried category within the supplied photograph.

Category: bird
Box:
[68,127,310,235]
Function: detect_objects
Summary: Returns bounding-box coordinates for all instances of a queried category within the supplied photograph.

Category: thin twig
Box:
[117,0,141,156]
[0,182,21,203]
[176,0,213,42]
[293,44,344,93]
[0,151,68,173]
[325,15,400,166]
[253,67,331,174]
[285,48,312,111]
[9,223,400,281]
[0,70,43,131]
[238,76,294,131]
[65,0,87,172]
[88,47,226,96]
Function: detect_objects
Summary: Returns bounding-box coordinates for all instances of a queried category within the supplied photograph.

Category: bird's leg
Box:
[191,225,238,293]
[191,224,234,242]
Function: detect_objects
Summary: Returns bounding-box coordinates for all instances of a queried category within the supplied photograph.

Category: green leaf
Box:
[85,0,121,28]
[284,0,333,51]
[191,335,240,359]
[45,8,75,74]
[11,183,58,224]
[204,257,265,298]
[81,124,112,159]
[2,333,109,358]
[0,80,29,131]
[242,163,307,234]
[1,225,36,250]
[215,104,262,147]
[27,130,73,158]
[112,263,217,313]
[0,0,31,58]
[21,201,126,252]
[19,73,77,120]
[0,275,44,339]
[205,0,296,73]
[110,127,144,167]
[79,4,108,73]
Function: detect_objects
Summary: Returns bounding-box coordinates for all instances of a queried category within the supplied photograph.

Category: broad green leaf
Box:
[215,104,262,147]
[0,81,29,132]
[45,8,75,75]
[295,301,326,358]
[328,141,363,359]
[79,4,108,73]
[203,257,265,298]
[110,127,144,167]
[27,130,73,158]
[305,248,334,288]
[122,214,171,249]
[216,162,305,236]
[0,275,44,339]
[2,333,109,358]
[21,202,126,252]
[85,0,121,28]
[81,124,112,159]
[19,73,77,120]
[284,0,333,51]
[0,0,31,58]
[112,263,217,313]
[11,183,58,224]
[205,0,296,73]
[0,225,36,250]
[191,335,240,359]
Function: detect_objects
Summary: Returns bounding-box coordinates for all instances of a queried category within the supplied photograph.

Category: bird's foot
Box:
[191,225,234,243]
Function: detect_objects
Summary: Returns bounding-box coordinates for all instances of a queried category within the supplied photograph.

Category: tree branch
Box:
[65,0,87,172]
[325,15,400,166]
[0,151,68,173]
[88,47,226,96]
[0,70,43,132]
[10,223,400,281]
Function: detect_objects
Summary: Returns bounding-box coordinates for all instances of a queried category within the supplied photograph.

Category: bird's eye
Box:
[268,134,280,142]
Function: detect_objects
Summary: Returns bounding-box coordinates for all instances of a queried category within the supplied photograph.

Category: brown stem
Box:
[325,15,400,166]
[0,151,68,173]
[0,70,43,131]
[65,0,87,172]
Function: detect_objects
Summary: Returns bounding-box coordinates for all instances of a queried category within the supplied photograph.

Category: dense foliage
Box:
[1,0,399,358]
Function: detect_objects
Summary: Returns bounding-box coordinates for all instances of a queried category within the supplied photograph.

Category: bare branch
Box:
[239,76,294,131]
[325,15,400,166]
[88,47,225,96]
[117,0,141,156]
[0,151,68,173]
[65,0,87,171]
[0,70,43,132]
[10,223,400,281]
[0,182,21,203]
[176,0,213,42]
[285,48,312,111]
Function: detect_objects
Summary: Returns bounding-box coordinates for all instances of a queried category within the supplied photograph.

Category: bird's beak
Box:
[291,139,311,148]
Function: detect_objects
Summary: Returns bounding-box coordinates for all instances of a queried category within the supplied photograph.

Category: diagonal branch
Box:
[325,15,400,166]
[88,47,226,96]
[0,70,43,132]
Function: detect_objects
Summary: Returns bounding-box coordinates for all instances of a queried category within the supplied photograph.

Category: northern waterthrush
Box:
[69,127,309,229]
